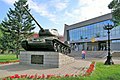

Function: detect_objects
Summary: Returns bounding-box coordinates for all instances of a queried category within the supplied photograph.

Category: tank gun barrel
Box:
[23,6,44,32]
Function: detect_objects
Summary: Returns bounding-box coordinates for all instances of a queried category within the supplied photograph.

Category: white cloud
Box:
[28,0,57,22]
[55,0,113,34]
[1,0,18,5]
[78,0,112,20]
[1,0,57,22]
[54,2,68,11]
[63,0,113,25]
[1,0,69,24]
[51,0,69,11]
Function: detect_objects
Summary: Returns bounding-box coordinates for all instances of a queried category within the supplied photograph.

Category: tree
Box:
[108,0,120,26]
[0,24,11,54]
[0,23,16,54]
[0,24,5,54]
[0,32,9,54]
[1,0,35,58]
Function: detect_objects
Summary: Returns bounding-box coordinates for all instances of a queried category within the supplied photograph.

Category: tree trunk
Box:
[1,49,5,54]
[16,54,19,59]
[15,49,19,59]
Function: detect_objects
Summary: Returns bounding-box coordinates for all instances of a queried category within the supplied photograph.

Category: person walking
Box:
[81,49,86,59]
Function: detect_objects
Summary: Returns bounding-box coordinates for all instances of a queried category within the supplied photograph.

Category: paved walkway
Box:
[0,58,91,78]
[85,57,120,64]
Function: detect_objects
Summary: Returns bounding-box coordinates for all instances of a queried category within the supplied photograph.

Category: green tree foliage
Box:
[0,24,15,54]
[0,33,10,54]
[108,0,120,26]
[0,24,5,54]
[1,0,35,57]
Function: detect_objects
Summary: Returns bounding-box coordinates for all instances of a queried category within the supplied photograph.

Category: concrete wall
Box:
[20,51,75,68]
[111,42,120,51]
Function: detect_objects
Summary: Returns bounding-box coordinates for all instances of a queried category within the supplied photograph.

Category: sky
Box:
[0,0,112,35]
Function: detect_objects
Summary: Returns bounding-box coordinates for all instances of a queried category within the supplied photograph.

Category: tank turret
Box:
[21,6,71,54]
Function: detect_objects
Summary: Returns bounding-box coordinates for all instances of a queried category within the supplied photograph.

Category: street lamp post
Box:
[103,23,114,65]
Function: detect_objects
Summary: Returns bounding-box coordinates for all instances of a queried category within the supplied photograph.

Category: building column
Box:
[84,42,87,50]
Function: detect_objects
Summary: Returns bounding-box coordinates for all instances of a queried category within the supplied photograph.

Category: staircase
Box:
[111,51,120,57]
[68,51,107,59]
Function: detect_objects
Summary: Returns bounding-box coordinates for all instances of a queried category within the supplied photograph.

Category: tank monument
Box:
[20,6,74,68]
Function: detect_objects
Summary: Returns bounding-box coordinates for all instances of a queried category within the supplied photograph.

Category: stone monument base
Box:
[20,51,75,68]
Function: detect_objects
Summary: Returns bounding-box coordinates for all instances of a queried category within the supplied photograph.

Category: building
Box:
[58,35,64,42]
[32,33,39,38]
[64,13,120,51]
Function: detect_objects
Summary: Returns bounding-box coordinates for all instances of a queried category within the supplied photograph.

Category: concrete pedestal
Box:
[20,51,75,68]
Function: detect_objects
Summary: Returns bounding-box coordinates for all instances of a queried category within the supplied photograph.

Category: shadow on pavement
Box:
[0,63,57,72]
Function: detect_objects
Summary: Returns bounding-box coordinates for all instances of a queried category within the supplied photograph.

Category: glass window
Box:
[68,19,115,41]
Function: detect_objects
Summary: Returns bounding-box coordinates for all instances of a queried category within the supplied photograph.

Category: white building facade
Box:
[64,13,120,51]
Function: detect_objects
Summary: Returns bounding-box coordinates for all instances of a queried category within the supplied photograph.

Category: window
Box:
[68,19,114,41]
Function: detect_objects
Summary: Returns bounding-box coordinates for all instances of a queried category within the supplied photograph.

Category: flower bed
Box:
[0,60,19,64]
[2,74,76,80]
[1,61,96,80]
[82,61,96,76]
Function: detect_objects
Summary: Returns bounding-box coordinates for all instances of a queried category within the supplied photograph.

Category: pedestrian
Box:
[81,49,86,59]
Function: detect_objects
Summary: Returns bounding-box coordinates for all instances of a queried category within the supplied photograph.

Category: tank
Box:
[21,6,71,54]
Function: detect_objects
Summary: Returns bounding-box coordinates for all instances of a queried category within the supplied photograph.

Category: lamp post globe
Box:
[103,23,114,65]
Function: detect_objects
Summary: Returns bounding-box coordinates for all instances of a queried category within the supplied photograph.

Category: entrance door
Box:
[98,41,107,51]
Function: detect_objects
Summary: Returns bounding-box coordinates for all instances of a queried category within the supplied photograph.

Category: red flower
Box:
[29,75,35,79]
[70,74,74,77]
[65,74,69,77]
[46,75,51,78]
[38,76,41,79]
[0,60,20,64]
[41,74,45,78]
[82,62,96,76]
[14,74,20,78]
[90,64,94,68]
[2,78,6,80]
[46,74,55,78]
[10,76,15,79]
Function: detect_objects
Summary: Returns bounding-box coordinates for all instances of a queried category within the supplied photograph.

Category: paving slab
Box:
[0,59,91,78]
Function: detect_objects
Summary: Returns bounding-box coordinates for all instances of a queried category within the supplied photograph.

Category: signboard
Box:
[31,55,44,64]
[91,37,95,42]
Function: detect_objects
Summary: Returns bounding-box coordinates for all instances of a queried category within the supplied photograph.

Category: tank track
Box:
[53,39,71,54]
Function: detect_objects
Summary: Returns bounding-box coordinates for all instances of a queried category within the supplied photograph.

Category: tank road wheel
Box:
[53,43,58,52]
[58,45,62,53]
[61,47,64,53]
[67,48,71,54]
[66,48,69,54]
[63,47,66,54]
[68,48,71,53]
[62,47,64,54]
[64,48,67,54]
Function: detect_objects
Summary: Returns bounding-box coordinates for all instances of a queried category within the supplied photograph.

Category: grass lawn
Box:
[82,62,120,80]
[0,54,18,62]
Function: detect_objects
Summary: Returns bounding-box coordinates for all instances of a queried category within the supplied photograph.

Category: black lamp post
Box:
[103,23,114,65]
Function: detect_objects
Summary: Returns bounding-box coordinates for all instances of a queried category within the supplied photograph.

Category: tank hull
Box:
[21,39,71,54]
[21,40,54,51]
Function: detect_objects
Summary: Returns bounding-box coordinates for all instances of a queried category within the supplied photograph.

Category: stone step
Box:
[68,51,107,58]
